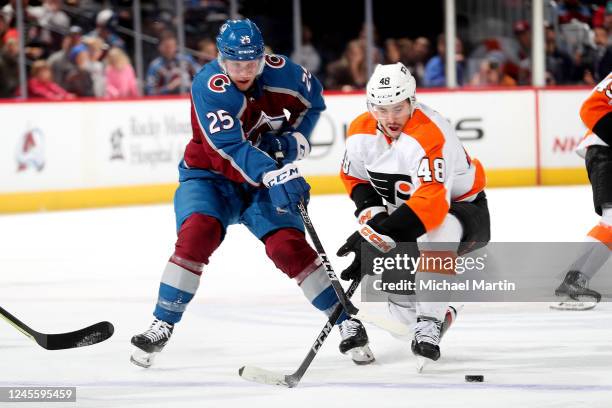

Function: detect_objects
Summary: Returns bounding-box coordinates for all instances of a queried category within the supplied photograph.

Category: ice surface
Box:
[0,186,610,407]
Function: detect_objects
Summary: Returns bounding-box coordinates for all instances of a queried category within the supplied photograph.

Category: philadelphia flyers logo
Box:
[265,54,286,68]
[366,169,413,205]
[208,74,231,93]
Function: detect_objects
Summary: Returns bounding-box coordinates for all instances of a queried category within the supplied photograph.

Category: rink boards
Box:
[0,88,592,212]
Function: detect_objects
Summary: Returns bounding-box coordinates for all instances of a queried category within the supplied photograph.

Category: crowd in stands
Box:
[1,0,612,100]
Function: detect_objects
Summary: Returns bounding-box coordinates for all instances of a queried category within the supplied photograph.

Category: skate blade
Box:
[415,356,428,373]
[130,348,157,368]
[349,345,376,365]
[550,301,597,311]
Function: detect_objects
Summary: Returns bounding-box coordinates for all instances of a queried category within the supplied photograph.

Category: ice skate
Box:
[130,318,174,368]
[338,318,375,365]
[552,271,601,311]
[411,317,442,373]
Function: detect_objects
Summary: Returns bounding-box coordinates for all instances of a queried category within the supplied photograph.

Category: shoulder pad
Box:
[260,54,304,88]
[191,61,245,115]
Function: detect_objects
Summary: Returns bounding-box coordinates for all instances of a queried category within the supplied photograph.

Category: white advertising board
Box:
[89,99,191,186]
[0,102,85,192]
[301,89,538,177]
[538,89,590,169]
[0,87,592,202]
[418,90,537,170]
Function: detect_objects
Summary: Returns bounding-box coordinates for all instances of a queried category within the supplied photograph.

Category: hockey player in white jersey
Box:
[336,63,490,370]
[551,72,612,311]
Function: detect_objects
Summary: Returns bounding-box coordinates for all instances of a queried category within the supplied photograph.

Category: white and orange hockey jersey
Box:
[340,103,486,234]
[576,72,612,158]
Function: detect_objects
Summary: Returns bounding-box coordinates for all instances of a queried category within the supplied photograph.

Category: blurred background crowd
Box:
[0,0,611,100]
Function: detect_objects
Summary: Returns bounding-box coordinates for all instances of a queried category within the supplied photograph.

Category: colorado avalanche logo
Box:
[265,54,286,69]
[15,127,45,172]
[208,74,231,93]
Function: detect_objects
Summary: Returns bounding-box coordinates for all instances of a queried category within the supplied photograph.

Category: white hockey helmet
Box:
[366,62,416,110]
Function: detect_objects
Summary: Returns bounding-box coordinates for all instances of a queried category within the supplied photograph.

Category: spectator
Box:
[557,15,593,84]
[0,14,7,49]
[26,59,74,99]
[592,26,612,82]
[325,39,368,91]
[510,20,532,85]
[423,34,465,87]
[384,38,402,64]
[64,43,95,97]
[557,0,591,25]
[145,30,200,95]
[604,1,612,43]
[469,57,517,87]
[83,36,106,97]
[545,23,574,84]
[408,37,430,86]
[1,0,36,28]
[47,25,82,88]
[290,25,321,74]
[86,9,125,50]
[0,31,19,97]
[105,47,138,98]
[28,0,70,51]
[196,37,217,66]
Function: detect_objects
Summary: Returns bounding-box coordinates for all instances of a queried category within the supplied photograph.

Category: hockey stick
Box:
[270,152,408,336]
[271,150,357,315]
[0,306,114,350]
[239,278,361,388]
[297,200,359,315]
[296,200,411,336]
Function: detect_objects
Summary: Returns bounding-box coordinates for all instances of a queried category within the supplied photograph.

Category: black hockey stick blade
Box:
[42,321,114,350]
[0,306,114,350]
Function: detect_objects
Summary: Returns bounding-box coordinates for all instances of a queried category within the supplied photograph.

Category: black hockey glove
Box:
[336,223,396,281]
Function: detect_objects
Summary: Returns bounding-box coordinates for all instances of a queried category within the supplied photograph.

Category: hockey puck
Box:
[465,375,484,382]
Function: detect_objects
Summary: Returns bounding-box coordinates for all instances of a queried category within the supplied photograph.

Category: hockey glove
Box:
[258,131,311,164]
[263,163,310,213]
[336,223,396,281]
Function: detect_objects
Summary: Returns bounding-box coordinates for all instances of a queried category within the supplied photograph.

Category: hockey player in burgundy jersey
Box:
[336,63,491,371]
[131,19,374,368]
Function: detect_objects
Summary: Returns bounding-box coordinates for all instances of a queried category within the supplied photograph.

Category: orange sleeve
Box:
[340,170,369,196]
[402,113,451,232]
[405,182,450,231]
[580,75,612,131]
[340,111,378,196]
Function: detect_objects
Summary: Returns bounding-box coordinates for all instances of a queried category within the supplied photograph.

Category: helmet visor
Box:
[223,57,264,76]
